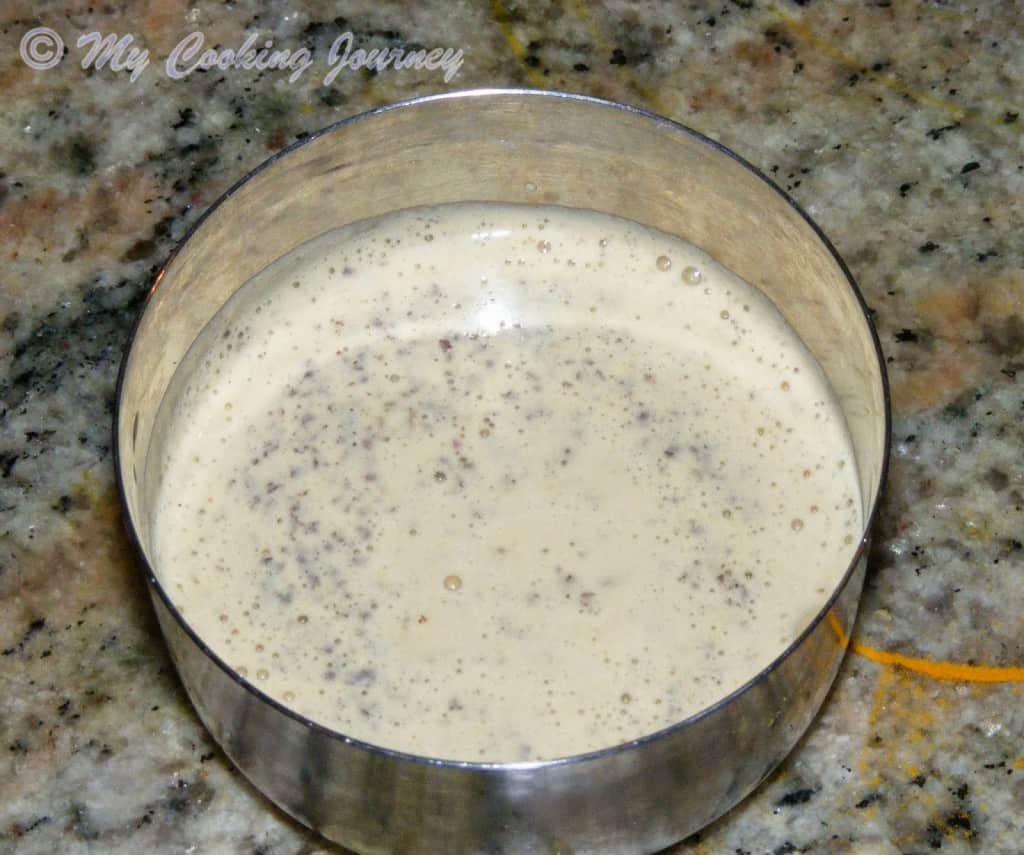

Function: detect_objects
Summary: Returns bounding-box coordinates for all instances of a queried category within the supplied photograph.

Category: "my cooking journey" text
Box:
[19,28,465,84]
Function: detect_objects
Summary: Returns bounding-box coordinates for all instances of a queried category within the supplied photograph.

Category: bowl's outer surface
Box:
[115,89,890,854]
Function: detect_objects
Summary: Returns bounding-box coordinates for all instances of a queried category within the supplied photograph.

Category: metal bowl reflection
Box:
[114,89,889,854]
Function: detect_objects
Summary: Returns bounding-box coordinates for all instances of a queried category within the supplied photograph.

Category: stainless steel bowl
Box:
[114,89,890,854]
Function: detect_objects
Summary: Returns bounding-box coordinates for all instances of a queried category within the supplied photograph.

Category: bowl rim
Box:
[113,86,893,772]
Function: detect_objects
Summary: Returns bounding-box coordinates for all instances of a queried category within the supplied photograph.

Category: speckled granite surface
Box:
[1,1,1022,852]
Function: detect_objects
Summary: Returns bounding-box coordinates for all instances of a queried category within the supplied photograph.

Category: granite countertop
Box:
[1,1,1022,852]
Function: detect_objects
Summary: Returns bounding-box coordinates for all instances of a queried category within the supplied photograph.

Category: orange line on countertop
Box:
[852,643,1024,684]
[490,0,548,88]
[828,611,1024,684]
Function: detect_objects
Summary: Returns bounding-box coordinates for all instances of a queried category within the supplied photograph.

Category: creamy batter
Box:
[151,203,861,762]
